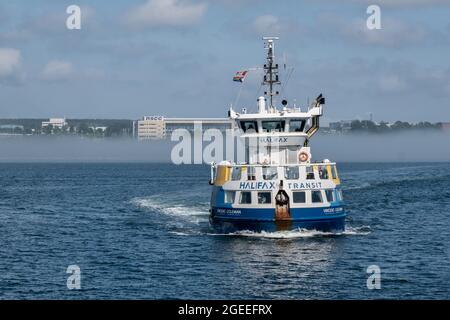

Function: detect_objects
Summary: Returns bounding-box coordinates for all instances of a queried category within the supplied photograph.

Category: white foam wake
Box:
[208,226,371,239]
[130,193,371,239]
[343,182,372,191]
[130,195,209,224]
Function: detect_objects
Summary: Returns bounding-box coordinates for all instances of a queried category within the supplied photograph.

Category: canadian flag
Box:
[233,70,248,82]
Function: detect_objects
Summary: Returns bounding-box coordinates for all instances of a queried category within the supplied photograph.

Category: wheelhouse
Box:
[237,117,309,135]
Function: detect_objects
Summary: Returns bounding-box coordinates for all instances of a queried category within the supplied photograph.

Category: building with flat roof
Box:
[41,118,68,129]
[136,116,232,139]
[328,120,353,133]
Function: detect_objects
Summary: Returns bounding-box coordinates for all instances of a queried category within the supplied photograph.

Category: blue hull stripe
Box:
[211,206,346,222]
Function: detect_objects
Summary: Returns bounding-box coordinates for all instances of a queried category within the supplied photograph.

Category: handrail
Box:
[211,162,336,168]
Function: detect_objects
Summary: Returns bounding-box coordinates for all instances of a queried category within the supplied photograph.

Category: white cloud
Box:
[23,6,95,35]
[0,48,21,78]
[314,0,450,7]
[378,74,408,92]
[348,18,427,47]
[123,0,207,28]
[42,60,74,81]
[252,15,282,35]
[317,13,429,47]
[250,14,303,38]
[364,0,450,6]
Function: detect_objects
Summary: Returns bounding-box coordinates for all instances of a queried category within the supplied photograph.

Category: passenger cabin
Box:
[213,162,343,209]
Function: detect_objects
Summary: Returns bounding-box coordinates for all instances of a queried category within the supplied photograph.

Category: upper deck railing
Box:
[210,161,336,168]
[210,161,341,186]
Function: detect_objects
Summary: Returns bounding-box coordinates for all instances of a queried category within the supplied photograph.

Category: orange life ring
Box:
[298,152,309,162]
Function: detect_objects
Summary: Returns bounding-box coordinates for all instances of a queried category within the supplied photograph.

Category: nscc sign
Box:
[144,116,164,121]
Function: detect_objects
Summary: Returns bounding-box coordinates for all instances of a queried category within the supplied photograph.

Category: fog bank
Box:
[312,132,450,162]
[0,136,171,162]
[0,132,449,163]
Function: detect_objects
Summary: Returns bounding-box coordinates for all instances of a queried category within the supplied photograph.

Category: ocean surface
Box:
[0,162,449,299]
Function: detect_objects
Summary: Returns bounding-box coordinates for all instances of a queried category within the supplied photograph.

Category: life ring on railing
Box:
[298,151,309,162]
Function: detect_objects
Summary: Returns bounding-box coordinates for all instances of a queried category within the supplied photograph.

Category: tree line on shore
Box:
[327,120,444,134]
[0,119,134,137]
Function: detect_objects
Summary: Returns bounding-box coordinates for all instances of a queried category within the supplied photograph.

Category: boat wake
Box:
[207,225,371,239]
[131,192,371,239]
[130,193,210,225]
[344,182,372,191]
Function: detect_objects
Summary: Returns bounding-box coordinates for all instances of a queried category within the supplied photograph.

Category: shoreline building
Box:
[328,120,353,133]
[135,116,232,140]
[41,118,68,129]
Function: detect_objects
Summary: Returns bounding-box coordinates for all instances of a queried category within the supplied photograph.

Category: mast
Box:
[262,36,280,109]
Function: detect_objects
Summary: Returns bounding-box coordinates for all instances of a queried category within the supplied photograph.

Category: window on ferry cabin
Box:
[239,191,252,204]
[261,120,285,133]
[224,191,235,204]
[306,166,315,180]
[311,191,323,203]
[289,119,306,132]
[247,166,256,181]
[257,192,272,204]
[336,189,344,201]
[318,165,329,179]
[293,191,306,203]
[325,189,334,202]
[231,167,241,181]
[240,121,258,133]
[284,166,299,179]
[331,165,338,180]
[262,166,278,180]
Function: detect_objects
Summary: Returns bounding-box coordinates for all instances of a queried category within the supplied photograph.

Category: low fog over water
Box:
[312,132,450,162]
[0,132,449,163]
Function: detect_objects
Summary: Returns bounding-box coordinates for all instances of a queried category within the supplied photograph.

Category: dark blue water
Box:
[0,162,449,299]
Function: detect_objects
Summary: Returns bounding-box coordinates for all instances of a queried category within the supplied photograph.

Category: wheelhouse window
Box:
[261,120,285,133]
[289,119,306,132]
[325,189,334,202]
[293,191,306,203]
[306,166,315,180]
[257,192,272,204]
[240,121,258,133]
[224,191,235,204]
[239,191,252,204]
[231,167,241,181]
[262,166,278,180]
[284,166,299,180]
[311,191,323,203]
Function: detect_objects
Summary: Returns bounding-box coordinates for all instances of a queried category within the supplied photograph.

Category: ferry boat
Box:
[209,37,346,233]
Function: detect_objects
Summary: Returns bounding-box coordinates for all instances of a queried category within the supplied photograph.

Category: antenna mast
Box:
[262,36,280,109]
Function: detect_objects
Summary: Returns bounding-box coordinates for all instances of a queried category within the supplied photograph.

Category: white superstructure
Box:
[41,118,68,129]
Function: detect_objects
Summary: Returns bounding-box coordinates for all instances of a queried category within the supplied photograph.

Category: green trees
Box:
[42,124,53,135]
[77,123,90,135]
[347,120,441,133]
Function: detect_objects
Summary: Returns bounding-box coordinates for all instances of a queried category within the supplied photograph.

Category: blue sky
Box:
[1,0,450,123]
